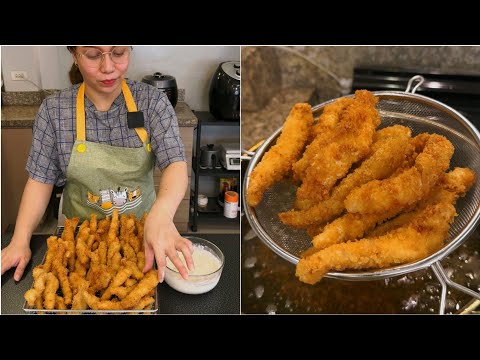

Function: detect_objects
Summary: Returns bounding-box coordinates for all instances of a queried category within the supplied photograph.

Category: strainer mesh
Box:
[247,93,480,277]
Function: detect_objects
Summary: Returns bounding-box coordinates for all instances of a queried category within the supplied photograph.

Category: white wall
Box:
[1,46,240,111]
[1,46,51,91]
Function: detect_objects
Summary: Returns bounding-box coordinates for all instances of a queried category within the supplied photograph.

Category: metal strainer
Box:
[242,76,480,314]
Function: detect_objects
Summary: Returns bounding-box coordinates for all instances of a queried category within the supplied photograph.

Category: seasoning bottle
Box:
[223,191,238,218]
[198,194,208,209]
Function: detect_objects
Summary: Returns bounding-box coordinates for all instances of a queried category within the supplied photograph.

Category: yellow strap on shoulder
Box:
[76,80,149,144]
[76,83,86,141]
[122,80,148,144]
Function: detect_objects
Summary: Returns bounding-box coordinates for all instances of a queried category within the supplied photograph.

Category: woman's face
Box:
[74,46,130,95]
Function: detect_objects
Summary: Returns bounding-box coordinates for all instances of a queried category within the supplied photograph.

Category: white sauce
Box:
[164,245,223,295]
[166,246,221,275]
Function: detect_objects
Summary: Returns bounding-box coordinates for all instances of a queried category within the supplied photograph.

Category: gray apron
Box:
[62,80,155,220]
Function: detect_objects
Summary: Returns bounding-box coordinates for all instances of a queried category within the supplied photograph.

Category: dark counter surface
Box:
[1,232,240,314]
[158,233,240,314]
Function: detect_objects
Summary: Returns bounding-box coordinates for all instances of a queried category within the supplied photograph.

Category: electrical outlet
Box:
[11,71,28,81]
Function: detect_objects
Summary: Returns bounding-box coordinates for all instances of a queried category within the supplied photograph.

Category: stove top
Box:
[352,66,480,128]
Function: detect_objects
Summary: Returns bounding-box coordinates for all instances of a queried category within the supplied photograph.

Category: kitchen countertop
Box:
[1,232,240,314]
[1,101,197,128]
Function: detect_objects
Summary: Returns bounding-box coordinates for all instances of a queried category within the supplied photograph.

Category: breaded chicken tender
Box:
[24,212,157,313]
[296,203,456,284]
[294,98,355,181]
[311,167,475,250]
[247,103,314,207]
[43,273,59,310]
[345,133,454,214]
[82,291,124,311]
[279,125,413,227]
[368,167,476,237]
[120,270,159,309]
[23,268,47,307]
[295,91,381,204]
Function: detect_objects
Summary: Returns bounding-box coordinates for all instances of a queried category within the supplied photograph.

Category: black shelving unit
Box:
[190,111,240,232]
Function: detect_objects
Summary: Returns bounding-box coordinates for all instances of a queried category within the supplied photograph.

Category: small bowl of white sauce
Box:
[164,237,225,294]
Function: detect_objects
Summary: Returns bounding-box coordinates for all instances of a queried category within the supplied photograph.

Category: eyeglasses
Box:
[77,46,131,68]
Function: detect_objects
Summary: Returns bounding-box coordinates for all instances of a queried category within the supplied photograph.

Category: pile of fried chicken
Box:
[247,90,476,285]
[24,209,158,312]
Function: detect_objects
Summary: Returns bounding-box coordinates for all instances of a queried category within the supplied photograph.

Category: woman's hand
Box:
[143,211,194,282]
[1,239,32,281]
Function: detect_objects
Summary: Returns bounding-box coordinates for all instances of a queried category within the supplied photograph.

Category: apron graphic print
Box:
[86,186,143,216]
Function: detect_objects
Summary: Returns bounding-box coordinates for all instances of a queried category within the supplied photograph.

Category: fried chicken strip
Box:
[75,225,91,265]
[120,270,159,309]
[82,291,123,310]
[41,236,58,273]
[293,97,355,181]
[24,268,47,307]
[62,217,79,272]
[55,296,67,310]
[247,103,314,207]
[101,266,133,300]
[297,203,456,284]
[345,133,454,214]
[43,273,60,310]
[368,167,476,237]
[311,208,401,250]
[311,167,474,250]
[295,90,381,204]
[52,241,73,305]
[279,125,413,227]
[134,296,155,310]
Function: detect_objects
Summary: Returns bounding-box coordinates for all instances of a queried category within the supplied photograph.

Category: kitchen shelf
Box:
[196,196,223,214]
[190,111,240,232]
[197,211,240,222]
[193,197,239,220]
[192,156,240,177]
[196,111,240,126]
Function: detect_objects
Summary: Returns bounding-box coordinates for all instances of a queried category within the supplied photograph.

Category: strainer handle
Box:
[431,261,480,314]
[242,140,266,161]
[241,151,254,161]
[405,75,425,94]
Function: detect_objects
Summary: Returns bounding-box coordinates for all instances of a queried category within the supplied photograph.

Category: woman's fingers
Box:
[177,238,194,272]
[167,248,189,280]
[143,243,155,273]
[151,242,167,283]
[14,257,27,282]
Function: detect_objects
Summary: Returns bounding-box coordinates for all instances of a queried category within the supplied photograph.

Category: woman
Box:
[1,46,193,283]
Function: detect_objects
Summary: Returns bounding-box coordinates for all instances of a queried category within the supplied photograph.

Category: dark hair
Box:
[67,46,83,85]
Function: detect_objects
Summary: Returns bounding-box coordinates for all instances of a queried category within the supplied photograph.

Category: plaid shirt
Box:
[26,79,186,187]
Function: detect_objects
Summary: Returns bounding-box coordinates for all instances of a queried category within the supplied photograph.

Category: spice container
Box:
[198,194,208,208]
[223,191,238,218]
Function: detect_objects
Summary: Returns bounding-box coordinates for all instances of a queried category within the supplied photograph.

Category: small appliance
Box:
[209,61,240,120]
[142,72,178,107]
[199,144,222,169]
[219,143,240,170]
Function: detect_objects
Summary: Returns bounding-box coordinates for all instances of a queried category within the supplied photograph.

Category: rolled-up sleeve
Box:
[148,90,186,170]
[25,101,62,185]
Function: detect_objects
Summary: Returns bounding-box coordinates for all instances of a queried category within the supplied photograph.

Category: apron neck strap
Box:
[76,82,86,141]
[76,80,149,144]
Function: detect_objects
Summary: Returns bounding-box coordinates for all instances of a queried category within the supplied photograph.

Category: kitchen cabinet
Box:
[190,112,240,232]
[1,128,33,233]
